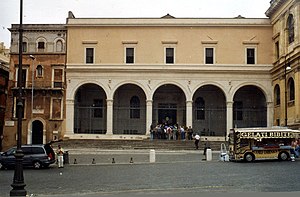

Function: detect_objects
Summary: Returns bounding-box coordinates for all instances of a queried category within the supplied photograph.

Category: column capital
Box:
[186,100,193,105]
[227,101,234,107]
[146,100,153,104]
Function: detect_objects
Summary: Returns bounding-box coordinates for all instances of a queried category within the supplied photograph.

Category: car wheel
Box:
[278,152,289,161]
[33,161,42,169]
[244,153,255,162]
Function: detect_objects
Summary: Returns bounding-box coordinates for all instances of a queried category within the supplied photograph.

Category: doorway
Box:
[32,120,43,144]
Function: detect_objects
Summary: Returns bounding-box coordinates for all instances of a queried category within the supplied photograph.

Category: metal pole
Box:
[30,55,35,144]
[10,0,27,196]
[284,59,287,127]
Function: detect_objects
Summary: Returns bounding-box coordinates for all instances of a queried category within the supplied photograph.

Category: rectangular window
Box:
[205,48,214,64]
[53,69,63,88]
[22,42,27,52]
[38,42,45,52]
[126,48,134,64]
[85,48,94,64]
[165,48,174,64]
[275,41,279,60]
[246,48,255,64]
[51,98,62,119]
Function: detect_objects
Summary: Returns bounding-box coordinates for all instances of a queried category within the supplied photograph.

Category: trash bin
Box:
[63,151,69,164]
[206,148,212,161]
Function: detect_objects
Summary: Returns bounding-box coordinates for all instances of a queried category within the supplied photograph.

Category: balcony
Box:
[11,80,65,95]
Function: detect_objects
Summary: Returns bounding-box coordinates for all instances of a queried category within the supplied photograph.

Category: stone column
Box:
[226,101,233,139]
[267,101,274,127]
[65,99,74,135]
[146,100,153,135]
[186,100,193,128]
[106,99,113,135]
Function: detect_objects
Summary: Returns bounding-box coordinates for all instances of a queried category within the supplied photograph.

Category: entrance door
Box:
[158,103,177,125]
[32,120,43,144]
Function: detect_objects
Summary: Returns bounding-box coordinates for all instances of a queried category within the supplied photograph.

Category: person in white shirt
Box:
[194,134,200,149]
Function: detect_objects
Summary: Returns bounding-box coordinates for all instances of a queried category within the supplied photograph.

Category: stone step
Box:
[58,139,226,151]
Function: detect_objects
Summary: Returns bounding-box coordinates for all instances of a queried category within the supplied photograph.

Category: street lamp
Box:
[284,56,291,127]
[10,0,27,196]
[30,55,35,143]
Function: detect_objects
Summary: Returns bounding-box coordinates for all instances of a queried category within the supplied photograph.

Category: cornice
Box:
[66,63,273,74]
[265,0,286,17]
[66,18,271,27]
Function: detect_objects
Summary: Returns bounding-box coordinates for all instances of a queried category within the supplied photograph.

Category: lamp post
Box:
[10,0,27,196]
[284,56,291,127]
[30,55,35,143]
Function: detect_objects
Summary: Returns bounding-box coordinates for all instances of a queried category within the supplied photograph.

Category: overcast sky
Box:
[0,0,271,47]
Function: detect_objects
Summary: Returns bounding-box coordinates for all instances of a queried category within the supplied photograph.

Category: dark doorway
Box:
[32,120,43,144]
[158,106,177,125]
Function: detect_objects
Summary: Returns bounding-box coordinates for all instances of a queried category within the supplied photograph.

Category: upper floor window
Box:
[130,96,140,119]
[275,41,279,60]
[287,14,295,44]
[16,66,28,88]
[126,48,134,64]
[205,48,214,64]
[288,78,295,101]
[246,48,255,64]
[85,48,94,64]
[165,48,174,64]
[38,42,45,52]
[22,42,27,52]
[51,97,63,119]
[274,84,280,105]
[56,40,63,52]
[52,68,63,88]
[36,65,43,77]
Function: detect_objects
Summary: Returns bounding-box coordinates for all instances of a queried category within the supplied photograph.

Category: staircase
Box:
[58,139,225,151]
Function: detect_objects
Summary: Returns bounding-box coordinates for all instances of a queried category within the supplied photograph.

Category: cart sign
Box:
[239,131,294,139]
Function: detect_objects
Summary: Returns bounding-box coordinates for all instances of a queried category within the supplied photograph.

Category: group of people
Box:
[150,124,195,141]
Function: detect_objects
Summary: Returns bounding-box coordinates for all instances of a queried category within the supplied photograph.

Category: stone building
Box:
[3,24,66,150]
[0,42,9,151]
[266,0,300,129]
[64,12,273,140]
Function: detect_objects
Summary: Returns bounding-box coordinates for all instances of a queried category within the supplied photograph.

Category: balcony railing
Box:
[11,80,64,89]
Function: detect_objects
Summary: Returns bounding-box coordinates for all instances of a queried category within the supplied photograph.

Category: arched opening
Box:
[233,85,267,128]
[193,85,226,136]
[153,84,186,127]
[113,84,146,134]
[74,83,107,134]
[32,120,43,144]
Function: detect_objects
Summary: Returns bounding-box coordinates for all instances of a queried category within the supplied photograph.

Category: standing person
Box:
[180,126,185,140]
[56,144,64,168]
[203,138,210,159]
[187,126,193,140]
[194,133,200,150]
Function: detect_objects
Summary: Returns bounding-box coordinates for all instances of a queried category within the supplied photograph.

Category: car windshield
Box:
[5,147,16,155]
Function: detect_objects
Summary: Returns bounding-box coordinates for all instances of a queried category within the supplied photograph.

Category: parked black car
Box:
[0,144,55,169]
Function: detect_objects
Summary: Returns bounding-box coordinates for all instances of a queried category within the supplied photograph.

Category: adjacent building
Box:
[3,24,66,150]
[266,0,300,129]
[0,42,9,151]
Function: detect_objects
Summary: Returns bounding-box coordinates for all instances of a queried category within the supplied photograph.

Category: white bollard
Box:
[206,148,212,161]
[149,149,156,163]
